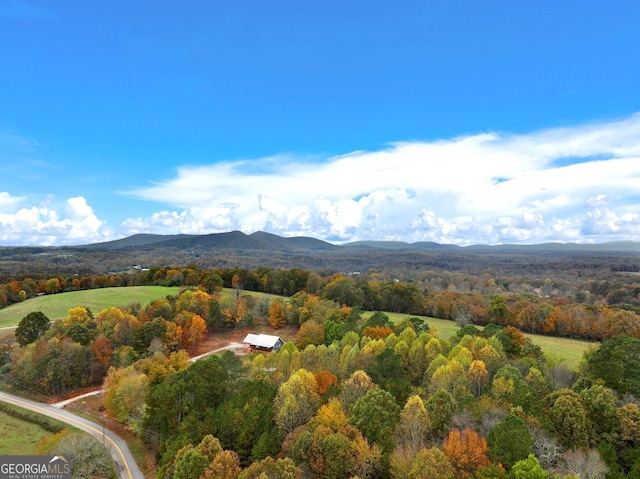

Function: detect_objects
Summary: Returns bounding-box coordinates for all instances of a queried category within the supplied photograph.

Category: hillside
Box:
[0,231,638,279]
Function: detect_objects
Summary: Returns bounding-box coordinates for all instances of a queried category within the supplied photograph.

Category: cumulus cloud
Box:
[0,194,108,246]
[3,113,640,246]
[123,113,640,245]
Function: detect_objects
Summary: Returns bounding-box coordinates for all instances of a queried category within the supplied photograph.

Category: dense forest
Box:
[2,262,640,477]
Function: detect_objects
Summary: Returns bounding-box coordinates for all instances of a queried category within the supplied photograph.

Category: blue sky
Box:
[1,1,640,246]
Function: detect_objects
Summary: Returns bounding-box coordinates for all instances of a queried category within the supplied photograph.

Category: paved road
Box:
[0,390,144,479]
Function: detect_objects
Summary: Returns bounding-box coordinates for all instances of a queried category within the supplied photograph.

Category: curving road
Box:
[0,390,144,479]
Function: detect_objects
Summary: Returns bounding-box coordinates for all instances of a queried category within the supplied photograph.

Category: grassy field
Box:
[0,286,180,328]
[363,310,594,369]
[0,410,52,454]
[0,286,594,369]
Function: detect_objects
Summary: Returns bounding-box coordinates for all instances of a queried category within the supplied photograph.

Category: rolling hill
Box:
[0,231,638,278]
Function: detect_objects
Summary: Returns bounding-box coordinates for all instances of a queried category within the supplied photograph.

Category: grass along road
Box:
[0,390,144,479]
[0,409,54,454]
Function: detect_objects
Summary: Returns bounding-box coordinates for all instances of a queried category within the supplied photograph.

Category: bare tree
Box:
[530,426,563,470]
[559,449,608,479]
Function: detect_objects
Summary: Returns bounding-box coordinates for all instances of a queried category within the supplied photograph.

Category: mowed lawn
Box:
[0,286,180,328]
[364,311,595,369]
[0,410,52,454]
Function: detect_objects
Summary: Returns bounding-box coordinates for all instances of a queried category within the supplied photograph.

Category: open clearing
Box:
[0,286,180,328]
[0,410,52,454]
[364,311,594,369]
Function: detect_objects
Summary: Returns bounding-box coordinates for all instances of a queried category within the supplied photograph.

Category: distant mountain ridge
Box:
[79,231,640,254]
[2,230,639,277]
[81,230,339,253]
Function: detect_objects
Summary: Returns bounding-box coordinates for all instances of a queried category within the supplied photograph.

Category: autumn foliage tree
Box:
[408,447,455,479]
[395,395,432,451]
[268,299,287,329]
[274,369,320,434]
[442,428,491,478]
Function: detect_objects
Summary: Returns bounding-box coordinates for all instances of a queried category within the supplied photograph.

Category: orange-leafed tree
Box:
[361,325,394,340]
[314,370,339,397]
[175,312,207,353]
[268,299,287,329]
[92,334,113,369]
[442,428,491,478]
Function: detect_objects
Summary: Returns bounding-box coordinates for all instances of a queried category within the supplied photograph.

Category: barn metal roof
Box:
[243,333,283,349]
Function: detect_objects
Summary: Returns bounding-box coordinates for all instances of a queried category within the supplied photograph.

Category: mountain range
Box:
[83,230,640,254]
[1,231,639,278]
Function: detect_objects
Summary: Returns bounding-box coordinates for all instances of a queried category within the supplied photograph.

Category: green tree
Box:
[580,384,620,441]
[350,388,401,453]
[511,454,549,479]
[547,390,591,449]
[322,275,365,307]
[143,355,228,450]
[586,335,640,396]
[366,347,411,402]
[487,414,533,470]
[202,271,224,294]
[212,380,278,462]
[15,311,50,346]
[489,297,509,325]
[425,388,457,437]
[173,446,209,479]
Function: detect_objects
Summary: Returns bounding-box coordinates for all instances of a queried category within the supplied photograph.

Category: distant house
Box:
[243,333,285,352]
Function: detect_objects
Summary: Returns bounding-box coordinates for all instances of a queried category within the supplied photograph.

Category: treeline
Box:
[3,265,640,343]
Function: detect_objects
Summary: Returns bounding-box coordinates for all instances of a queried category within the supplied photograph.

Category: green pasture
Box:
[0,286,179,328]
[0,286,594,369]
[0,410,52,454]
[363,311,594,369]
[221,288,285,304]
[0,286,283,329]
[523,333,597,370]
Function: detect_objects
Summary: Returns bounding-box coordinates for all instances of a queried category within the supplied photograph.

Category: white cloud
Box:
[122,112,640,245]
[0,194,108,246]
[0,191,24,210]
[3,113,640,246]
